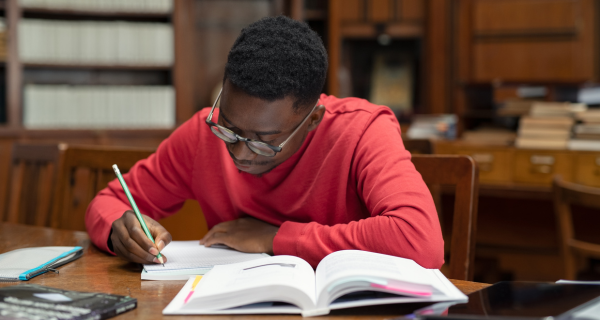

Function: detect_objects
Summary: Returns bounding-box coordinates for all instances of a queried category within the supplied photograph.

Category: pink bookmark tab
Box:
[370,283,432,296]
[184,276,203,304]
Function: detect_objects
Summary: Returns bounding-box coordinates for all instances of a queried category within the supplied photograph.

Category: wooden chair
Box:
[52,145,207,239]
[3,143,67,226]
[553,176,600,280]
[403,138,433,155]
[411,154,479,281]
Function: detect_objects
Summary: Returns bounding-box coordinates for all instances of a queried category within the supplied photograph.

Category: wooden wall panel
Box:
[473,0,579,34]
[368,0,392,22]
[339,0,363,22]
[400,0,425,21]
[473,41,592,82]
[424,0,452,114]
[463,0,597,83]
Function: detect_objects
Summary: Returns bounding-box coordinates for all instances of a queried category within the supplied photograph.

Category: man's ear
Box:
[307,105,326,132]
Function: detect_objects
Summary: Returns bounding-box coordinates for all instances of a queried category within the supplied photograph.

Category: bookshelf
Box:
[0,0,197,147]
[324,0,451,117]
[453,0,599,134]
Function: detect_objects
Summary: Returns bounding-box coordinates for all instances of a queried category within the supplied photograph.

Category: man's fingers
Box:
[202,231,229,248]
[121,233,158,262]
[114,220,157,263]
[112,235,152,264]
[129,224,159,254]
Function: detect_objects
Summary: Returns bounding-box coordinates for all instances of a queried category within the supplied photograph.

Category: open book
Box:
[163,250,467,317]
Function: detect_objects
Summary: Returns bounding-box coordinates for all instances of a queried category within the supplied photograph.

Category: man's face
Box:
[216,80,323,175]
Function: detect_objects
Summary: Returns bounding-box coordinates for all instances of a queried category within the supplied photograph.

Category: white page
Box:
[163,276,302,315]
[186,255,316,311]
[316,250,436,296]
[143,241,267,272]
[314,250,466,309]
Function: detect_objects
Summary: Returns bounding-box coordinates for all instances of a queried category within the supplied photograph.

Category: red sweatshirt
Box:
[85,94,444,269]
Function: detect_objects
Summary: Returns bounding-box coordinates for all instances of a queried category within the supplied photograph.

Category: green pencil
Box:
[112,164,164,266]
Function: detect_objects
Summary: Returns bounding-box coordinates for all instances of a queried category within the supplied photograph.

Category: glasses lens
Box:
[248,142,276,157]
[211,126,237,143]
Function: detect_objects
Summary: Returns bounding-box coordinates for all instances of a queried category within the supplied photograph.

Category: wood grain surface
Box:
[0,223,490,319]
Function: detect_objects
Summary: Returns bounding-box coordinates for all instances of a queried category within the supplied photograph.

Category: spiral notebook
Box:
[0,246,83,281]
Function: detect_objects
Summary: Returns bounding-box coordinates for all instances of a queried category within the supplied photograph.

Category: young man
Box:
[85,16,444,269]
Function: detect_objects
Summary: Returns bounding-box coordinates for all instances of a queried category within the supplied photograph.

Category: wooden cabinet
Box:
[437,142,514,184]
[513,150,574,185]
[574,152,600,187]
[435,142,600,188]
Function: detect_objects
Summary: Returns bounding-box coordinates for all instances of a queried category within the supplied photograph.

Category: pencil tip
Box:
[162,264,165,267]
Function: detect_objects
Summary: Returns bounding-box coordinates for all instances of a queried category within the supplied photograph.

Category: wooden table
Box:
[0,223,490,319]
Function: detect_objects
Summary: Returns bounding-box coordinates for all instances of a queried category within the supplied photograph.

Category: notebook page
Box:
[0,247,80,280]
[143,241,267,272]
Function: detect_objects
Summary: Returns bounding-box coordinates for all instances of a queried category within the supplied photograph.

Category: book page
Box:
[314,250,440,306]
[143,241,267,272]
[187,255,317,311]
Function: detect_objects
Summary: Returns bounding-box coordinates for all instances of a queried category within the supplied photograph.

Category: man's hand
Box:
[110,210,172,264]
[200,217,279,255]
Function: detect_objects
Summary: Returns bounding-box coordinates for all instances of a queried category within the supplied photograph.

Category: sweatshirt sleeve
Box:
[85,114,201,253]
[272,109,445,269]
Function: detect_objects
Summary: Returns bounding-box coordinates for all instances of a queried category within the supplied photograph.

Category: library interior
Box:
[2,0,600,318]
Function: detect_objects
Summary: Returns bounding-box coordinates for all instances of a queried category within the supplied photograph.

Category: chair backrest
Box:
[52,145,155,231]
[403,139,433,155]
[411,154,479,281]
[552,176,600,280]
[51,145,209,239]
[3,143,67,226]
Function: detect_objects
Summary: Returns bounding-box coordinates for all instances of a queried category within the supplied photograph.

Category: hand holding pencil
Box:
[110,164,172,265]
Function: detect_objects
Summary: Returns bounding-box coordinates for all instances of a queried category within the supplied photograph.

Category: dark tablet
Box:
[416,281,600,320]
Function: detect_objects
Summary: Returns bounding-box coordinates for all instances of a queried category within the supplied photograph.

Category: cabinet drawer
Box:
[574,153,600,187]
[455,148,513,184]
[513,151,573,185]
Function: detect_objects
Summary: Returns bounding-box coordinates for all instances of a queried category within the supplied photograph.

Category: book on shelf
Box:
[23,85,175,129]
[19,0,173,14]
[496,99,536,116]
[515,137,569,150]
[567,139,600,151]
[517,127,572,140]
[574,124,600,135]
[163,250,467,317]
[19,19,173,66]
[407,114,458,140]
[461,128,517,146]
[578,87,600,105]
[519,116,574,130]
[529,102,587,118]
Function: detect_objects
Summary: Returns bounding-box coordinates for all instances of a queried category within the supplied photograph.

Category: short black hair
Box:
[224,16,328,112]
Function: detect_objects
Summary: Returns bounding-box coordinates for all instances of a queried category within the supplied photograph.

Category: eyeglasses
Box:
[205,88,319,157]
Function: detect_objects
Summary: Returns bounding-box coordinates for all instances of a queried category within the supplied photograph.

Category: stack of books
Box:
[515,102,586,149]
[568,109,600,151]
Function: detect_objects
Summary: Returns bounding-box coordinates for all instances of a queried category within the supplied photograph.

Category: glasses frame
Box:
[205,88,320,157]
